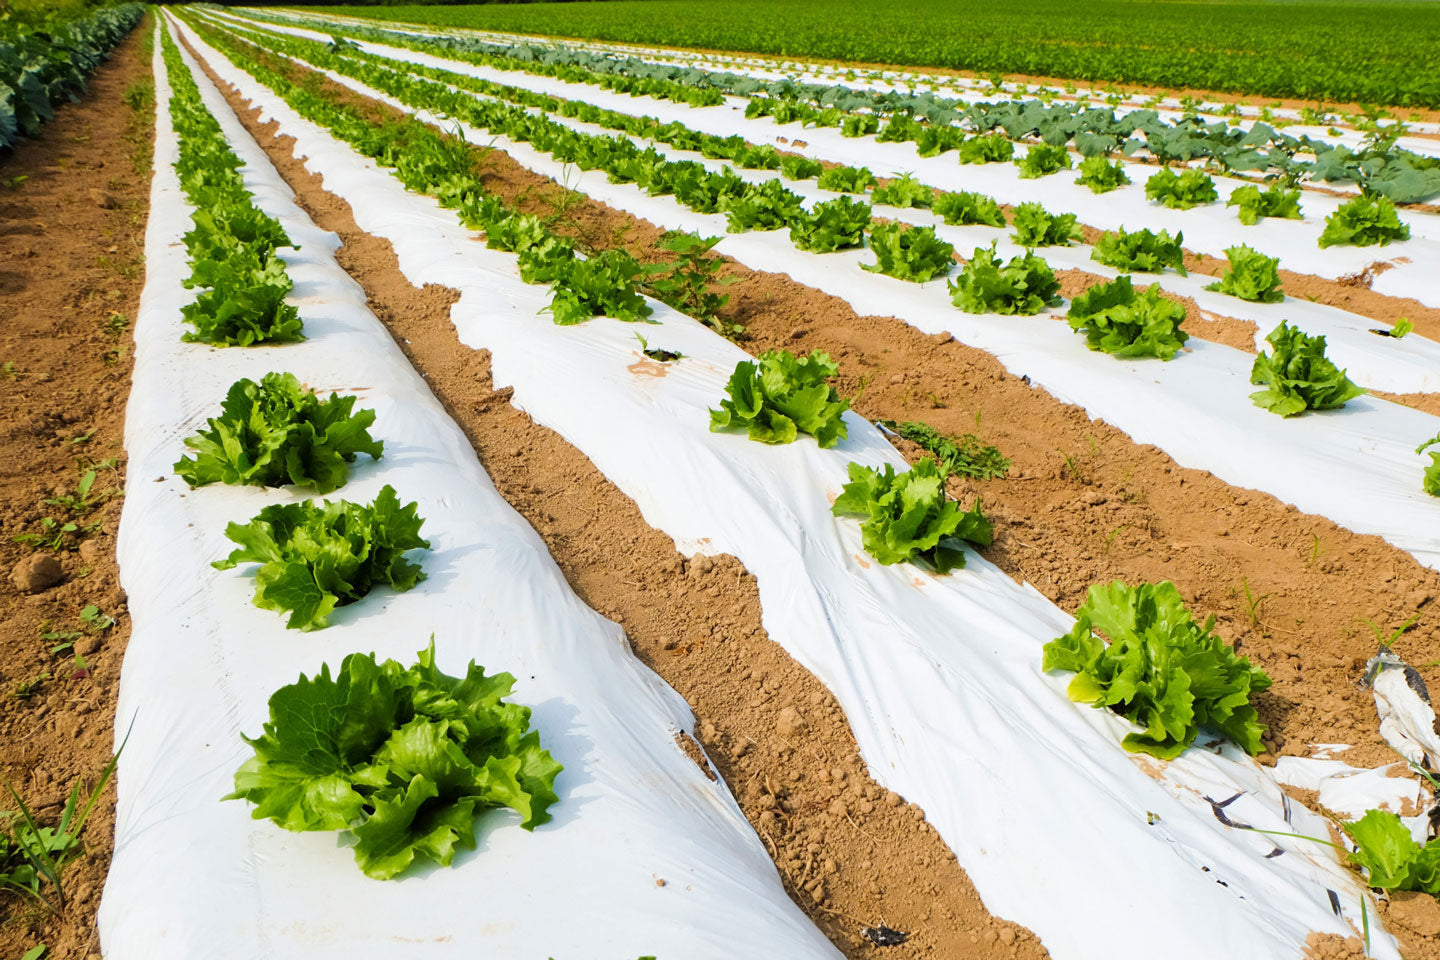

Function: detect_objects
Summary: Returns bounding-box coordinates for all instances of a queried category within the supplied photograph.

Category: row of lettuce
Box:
[160,23,562,882]
[193,15,1429,452]
[1,2,146,150]
[214,14,1414,268]
[236,7,1440,206]
[173,11,1440,902]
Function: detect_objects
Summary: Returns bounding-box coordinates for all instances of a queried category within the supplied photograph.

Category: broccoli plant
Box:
[933,190,1007,228]
[1010,202,1082,247]
[1204,245,1284,302]
[949,242,1061,315]
[789,197,872,253]
[1145,168,1219,209]
[1066,276,1189,360]
[862,222,955,282]
[1091,227,1188,275]
[1318,194,1411,247]
[1250,322,1365,417]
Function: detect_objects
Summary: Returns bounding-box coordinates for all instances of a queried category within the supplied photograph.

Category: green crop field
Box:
[306,0,1440,109]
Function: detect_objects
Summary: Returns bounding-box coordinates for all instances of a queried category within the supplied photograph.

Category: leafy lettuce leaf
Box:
[1344,809,1440,893]
[862,222,955,282]
[831,458,990,572]
[1091,226,1188,276]
[1318,194,1411,248]
[932,190,1007,228]
[1226,184,1301,225]
[710,350,850,447]
[1145,167,1218,209]
[1067,276,1189,360]
[958,132,1013,165]
[1076,155,1131,194]
[1016,142,1071,179]
[1418,434,1440,497]
[1042,581,1272,759]
[1010,202,1082,247]
[949,242,1060,315]
[816,163,877,194]
[1203,244,1284,303]
[226,640,562,880]
[789,196,872,252]
[213,484,430,630]
[1249,321,1365,417]
[174,372,383,494]
[871,173,934,209]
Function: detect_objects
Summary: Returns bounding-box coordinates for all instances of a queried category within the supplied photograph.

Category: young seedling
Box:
[643,232,741,338]
[633,333,682,362]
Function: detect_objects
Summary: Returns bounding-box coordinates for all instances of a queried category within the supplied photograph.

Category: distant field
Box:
[308,0,1440,109]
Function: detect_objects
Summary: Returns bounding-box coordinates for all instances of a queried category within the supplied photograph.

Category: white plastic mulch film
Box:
[198,10,1440,578]
[221,8,1440,304]
[99,21,845,960]
[170,14,1408,960]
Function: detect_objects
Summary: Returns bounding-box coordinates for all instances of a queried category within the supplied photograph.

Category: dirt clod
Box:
[11,552,64,593]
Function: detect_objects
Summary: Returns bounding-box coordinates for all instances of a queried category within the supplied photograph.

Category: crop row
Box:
[166,17,1411,956]
[307,0,1440,110]
[245,8,1440,204]
[0,2,145,150]
[195,12,1440,494]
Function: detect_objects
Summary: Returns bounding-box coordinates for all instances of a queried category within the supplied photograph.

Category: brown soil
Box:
[1373,392,1440,418]
[189,36,1049,959]
[0,17,153,960]
[189,22,1440,957]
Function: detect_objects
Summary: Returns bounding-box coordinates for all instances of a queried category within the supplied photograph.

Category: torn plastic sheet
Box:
[216,5,1440,308]
[189,12,1440,575]
[99,22,844,960]
[175,16,1402,959]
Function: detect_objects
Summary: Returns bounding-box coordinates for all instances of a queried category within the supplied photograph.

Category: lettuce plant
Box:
[789,196,872,252]
[1418,435,1440,497]
[1076,155,1131,194]
[958,132,1013,164]
[1318,194,1411,248]
[871,173,934,209]
[544,249,653,325]
[816,163,878,194]
[1091,226,1187,275]
[226,641,562,880]
[1017,142,1072,178]
[862,222,955,282]
[1250,322,1365,417]
[831,458,991,572]
[722,178,806,232]
[1067,276,1189,360]
[932,190,1007,228]
[1343,809,1440,894]
[1010,202,1081,247]
[214,484,429,630]
[1145,167,1218,209]
[710,350,850,447]
[174,372,383,494]
[949,242,1061,315]
[1204,244,1284,302]
[1226,184,1301,225]
[779,154,824,180]
[1043,581,1272,759]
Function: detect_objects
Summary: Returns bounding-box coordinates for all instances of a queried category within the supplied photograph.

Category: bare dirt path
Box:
[0,16,153,960]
